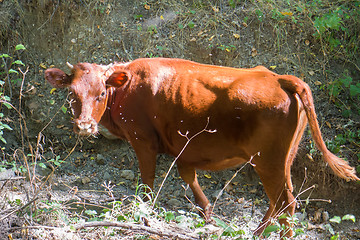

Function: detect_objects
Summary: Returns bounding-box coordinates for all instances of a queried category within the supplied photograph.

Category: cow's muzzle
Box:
[74,118,98,136]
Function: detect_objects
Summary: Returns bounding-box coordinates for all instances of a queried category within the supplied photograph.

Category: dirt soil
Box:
[1,0,359,239]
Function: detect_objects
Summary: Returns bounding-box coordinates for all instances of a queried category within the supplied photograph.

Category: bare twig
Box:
[152,117,216,208]
[0,197,39,221]
[212,152,260,212]
[74,221,199,240]
[18,67,29,147]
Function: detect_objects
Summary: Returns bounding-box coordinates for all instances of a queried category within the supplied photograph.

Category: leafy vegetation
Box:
[0,44,25,144]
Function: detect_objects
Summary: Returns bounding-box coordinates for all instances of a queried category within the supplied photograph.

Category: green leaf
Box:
[187,21,195,29]
[117,215,126,221]
[15,44,26,51]
[263,225,280,237]
[85,209,97,216]
[330,216,342,224]
[164,211,175,222]
[3,102,12,109]
[2,123,12,131]
[0,54,10,58]
[12,60,25,66]
[0,134,6,144]
[213,217,234,234]
[325,223,335,235]
[342,214,356,223]
[61,105,67,114]
[339,75,352,87]
[8,69,19,74]
[349,84,360,98]
[38,162,47,169]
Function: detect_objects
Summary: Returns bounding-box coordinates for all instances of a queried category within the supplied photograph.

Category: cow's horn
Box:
[66,62,74,69]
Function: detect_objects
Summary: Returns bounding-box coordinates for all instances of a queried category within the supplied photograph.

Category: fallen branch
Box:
[74,221,199,240]
[0,196,39,221]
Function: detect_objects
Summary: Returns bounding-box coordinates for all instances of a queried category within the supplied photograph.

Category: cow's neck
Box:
[98,88,122,139]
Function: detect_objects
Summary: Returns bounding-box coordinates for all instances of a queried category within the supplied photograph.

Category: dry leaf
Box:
[281,11,293,16]
[306,153,314,161]
[314,81,322,86]
[204,174,212,179]
[39,63,46,69]
[251,47,257,57]
[233,33,240,39]
[50,88,56,94]
[305,40,310,46]
[309,70,315,76]
[325,121,331,128]
[212,6,219,12]
[209,35,215,41]
[269,65,276,70]
[144,4,150,10]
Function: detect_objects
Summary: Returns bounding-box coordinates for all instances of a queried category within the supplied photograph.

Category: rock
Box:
[322,211,329,222]
[0,169,15,180]
[168,198,182,208]
[103,171,112,181]
[212,189,223,200]
[81,176,91,185]
[295,211,307,222]
[95,154,106,165]
[36,164,53,177]
[120,170,135,181]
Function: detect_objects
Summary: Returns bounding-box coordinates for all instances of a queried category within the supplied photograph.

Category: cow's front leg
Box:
[177,163,211,220]
[132,144,157,197]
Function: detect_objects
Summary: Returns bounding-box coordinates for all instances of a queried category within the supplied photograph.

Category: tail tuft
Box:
[324,151,360,181]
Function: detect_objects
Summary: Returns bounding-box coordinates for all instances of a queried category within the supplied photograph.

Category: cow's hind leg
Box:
[254,108,307,238]
[253,158,296,238]
[177,163,211,220]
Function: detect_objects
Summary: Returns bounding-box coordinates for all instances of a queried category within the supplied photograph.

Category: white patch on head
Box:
[151,66,175,95]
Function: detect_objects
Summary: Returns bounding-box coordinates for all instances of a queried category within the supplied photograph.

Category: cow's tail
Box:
[279,75,359,181]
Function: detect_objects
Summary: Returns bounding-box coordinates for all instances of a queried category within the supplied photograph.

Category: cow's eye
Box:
[96,91,106,102]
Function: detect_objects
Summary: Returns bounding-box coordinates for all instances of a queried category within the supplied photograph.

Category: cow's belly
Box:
[192,156,252,171]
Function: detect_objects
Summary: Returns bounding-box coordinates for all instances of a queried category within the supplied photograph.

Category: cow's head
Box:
[45,62,130,136]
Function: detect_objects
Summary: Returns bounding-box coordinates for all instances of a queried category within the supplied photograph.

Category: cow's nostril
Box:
[75,119,98,136]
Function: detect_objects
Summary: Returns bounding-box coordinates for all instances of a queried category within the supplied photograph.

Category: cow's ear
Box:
[45,68,72,88]
[106,71,130,88]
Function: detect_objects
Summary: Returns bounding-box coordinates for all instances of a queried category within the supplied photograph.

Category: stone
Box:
[81,176,91,185]
[120,170,135,181]
[95,154,106,165]
[168,198,182,208]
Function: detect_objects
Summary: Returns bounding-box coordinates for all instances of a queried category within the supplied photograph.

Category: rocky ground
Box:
[1,0,359,239]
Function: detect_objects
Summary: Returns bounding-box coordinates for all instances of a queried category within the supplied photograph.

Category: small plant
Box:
[217,44,236,52]
[147,25,157,35]
[213,217,245,238]
[325,71,360,117]
[325,214,356,239]
[38,155,65,169]
[255,9,264,22]
[0,44,26,145]
[228,0,240,9]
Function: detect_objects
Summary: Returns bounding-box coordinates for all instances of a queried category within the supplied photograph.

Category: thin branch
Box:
[0,197,39,221]
[152,117,216,208]
[74,221,199,240]
[212,152,260,212]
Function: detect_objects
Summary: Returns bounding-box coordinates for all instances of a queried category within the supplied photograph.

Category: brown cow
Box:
[45,58,359,237]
